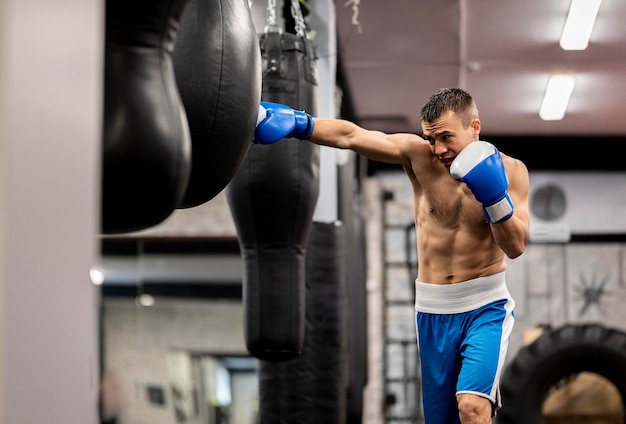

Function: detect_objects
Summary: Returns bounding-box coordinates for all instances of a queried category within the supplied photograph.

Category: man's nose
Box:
[433,140,447,155]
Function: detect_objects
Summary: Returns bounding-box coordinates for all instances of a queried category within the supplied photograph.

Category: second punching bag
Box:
[172,0,261,208]
[226,28,320,361]
[102,0,192,234]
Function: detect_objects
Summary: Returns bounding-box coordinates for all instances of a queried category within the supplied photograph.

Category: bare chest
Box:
[417,178,487,227]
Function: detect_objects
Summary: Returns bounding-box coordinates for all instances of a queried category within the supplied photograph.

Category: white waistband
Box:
[414,271,510,314]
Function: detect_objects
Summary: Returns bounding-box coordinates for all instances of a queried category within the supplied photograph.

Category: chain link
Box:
[344,0,362,33]
[265,0,279,32]
[290,0,306,38]
[263,0,308,38]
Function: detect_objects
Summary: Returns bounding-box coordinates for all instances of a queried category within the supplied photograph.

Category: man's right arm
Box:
[254,102,422,167]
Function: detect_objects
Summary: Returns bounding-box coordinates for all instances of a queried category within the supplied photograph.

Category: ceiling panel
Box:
[333,0,626,137]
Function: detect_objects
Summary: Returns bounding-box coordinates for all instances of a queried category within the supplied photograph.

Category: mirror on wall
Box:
[100,293,257,424]
[98,234,253,424]
[169,353,258,424]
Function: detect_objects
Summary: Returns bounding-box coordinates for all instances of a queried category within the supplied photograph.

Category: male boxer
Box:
[253,88,530,424]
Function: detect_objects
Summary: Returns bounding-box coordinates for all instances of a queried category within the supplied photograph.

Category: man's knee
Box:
[457,393,492,423]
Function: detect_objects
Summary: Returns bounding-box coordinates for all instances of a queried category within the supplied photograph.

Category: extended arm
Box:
[254,102,422,167]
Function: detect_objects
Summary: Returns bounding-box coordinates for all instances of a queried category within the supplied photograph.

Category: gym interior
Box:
[1,1,625,424]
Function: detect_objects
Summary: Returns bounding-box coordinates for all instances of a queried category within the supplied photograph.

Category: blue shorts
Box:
[414,272,515,424]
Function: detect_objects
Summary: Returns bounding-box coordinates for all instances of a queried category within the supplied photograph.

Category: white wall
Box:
[0,0,101,423]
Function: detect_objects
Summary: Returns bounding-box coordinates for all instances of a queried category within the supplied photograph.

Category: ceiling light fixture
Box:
[559,0,602,50]
[136,294,156,307]
[539,74,575,121]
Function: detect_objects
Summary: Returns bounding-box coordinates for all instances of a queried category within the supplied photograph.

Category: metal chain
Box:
[265,0,279,32]
[290,0,307,38]
[344,0,362,33]
[264,0,307,37]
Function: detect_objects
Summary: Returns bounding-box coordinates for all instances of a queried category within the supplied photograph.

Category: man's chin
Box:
[441,159,453,169]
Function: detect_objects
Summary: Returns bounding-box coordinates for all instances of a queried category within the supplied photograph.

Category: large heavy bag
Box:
[102,0,192,234]
[258,222,349,423]
[226,29,319,361]
[173,0,261,208]
[337,154,369,423]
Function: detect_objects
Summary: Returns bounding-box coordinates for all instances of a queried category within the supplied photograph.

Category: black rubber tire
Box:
[497,324,626,423]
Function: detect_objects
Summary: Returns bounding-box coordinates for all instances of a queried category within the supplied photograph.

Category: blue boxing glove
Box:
[253,101,314,145]
[450,141,514,223]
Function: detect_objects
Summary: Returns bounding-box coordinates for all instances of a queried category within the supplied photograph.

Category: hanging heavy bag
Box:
[258,221,349,424]
[226,7,320,361]
[337,154,368,422]
[172,0,261,209]
[102,0,192,234]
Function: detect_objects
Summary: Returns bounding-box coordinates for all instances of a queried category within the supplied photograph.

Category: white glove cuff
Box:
[256,105,267,126]
[484,193,514,223]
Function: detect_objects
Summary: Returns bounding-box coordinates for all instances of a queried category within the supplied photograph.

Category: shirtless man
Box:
[253,87,530,424]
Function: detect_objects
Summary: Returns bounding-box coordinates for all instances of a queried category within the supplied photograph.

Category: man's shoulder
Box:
[501,151,529,169]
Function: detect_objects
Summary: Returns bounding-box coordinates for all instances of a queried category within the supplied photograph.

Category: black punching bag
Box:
[172,0,261,208]
[226,30,319,361]
[102,0,192,234]
[258,222,349,423]
[338,154,369,423]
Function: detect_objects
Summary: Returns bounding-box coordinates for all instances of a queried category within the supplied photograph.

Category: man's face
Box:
[421,110,480,169]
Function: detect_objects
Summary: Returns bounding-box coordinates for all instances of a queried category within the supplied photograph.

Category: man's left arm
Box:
[490,157,530,259]
[450,141,530,259]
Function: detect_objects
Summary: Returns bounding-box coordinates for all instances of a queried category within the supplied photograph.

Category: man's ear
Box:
[471,118,481,137]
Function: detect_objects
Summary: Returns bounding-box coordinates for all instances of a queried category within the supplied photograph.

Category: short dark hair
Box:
[420,88,478,127]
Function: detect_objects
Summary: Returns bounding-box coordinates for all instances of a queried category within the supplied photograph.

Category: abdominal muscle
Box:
[414,206,507,285]
[406,156,508,285]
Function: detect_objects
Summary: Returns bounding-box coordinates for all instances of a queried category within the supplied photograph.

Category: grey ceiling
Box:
[334,0,626,137]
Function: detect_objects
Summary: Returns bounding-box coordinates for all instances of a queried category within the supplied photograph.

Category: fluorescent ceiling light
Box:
[560,0,602,50]
[539,74,575,121]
